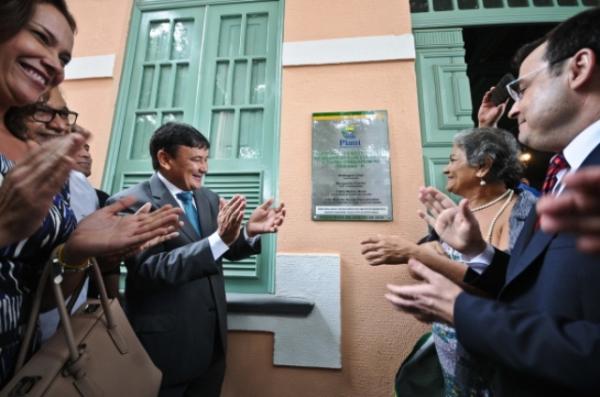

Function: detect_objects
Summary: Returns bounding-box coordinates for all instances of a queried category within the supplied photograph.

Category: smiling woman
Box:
[0,0,184,388]
[0,0,79,386]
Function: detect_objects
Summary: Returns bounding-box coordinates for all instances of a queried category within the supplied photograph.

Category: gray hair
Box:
[453,127,523,189]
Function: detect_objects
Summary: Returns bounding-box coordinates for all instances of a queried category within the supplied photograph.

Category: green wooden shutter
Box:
[414,29,474,198]
[107,7,205,190]
[104,1,282,293]
[410,0,593,28]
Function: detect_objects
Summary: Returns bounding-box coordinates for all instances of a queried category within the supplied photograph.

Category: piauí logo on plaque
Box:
[339,125,360,147]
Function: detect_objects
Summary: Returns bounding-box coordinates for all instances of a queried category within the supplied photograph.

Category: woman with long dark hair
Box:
[0,0,182,385]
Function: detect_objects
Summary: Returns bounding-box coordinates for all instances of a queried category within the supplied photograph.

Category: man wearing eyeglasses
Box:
[385,8,600,397]
[8,86,109,340]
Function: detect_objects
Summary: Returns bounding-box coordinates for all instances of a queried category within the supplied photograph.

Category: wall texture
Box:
[64,0,134,187]
[224,1,429,395]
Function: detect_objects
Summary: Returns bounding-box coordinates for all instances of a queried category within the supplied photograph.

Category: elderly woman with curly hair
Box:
[362,127,537,396]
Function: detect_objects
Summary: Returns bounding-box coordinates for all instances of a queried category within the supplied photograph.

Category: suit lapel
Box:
[504,228,555,286]
[511,207,537,257]
[503,143,600,287]
[194,188,213,238]
[149,174,199,242]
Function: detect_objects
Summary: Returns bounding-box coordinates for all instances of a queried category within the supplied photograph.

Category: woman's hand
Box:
[62,197,182,265]
[418,187,486,256]
[360,234,418,265]
[0,133,86,246]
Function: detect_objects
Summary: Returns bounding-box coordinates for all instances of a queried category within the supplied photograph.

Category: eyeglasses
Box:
[506,55,573,103]
[30,105,78,126]
[505,64,550,103]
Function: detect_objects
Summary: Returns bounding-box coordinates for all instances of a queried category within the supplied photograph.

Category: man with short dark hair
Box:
[386,8,600,397]
[110,122,285,397]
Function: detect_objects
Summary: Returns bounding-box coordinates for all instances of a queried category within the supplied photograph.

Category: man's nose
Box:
[47,114,69,134]
[507,101,519,119]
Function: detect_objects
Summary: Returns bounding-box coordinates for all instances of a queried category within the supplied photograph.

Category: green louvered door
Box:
[105,1,282,293]
[415,29,474,195]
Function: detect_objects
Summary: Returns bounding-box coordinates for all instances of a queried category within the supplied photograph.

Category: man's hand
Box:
[478,87,508,128]
[360,234,417,266]
[63,197,183,265]
[246,198,286,238]
[0,133,86,246]
[418,187,487,256]
[537,167,600,253]
[385,259,463,325]
[217,195,246,245]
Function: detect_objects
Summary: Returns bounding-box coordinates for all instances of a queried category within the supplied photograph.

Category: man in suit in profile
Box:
[109,122,285,397]
[385,8,600,397]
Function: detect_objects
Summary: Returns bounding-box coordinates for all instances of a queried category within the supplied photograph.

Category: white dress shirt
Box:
[40,171,97,342]
[68,170,99,221]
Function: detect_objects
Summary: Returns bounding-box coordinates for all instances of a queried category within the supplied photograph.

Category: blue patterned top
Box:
[432,189,537,397]
[0,154,77,386]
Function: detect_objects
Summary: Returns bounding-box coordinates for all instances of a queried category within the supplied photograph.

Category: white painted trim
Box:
[282,34,415,66]
[228,254,341,369]
[64,54,116,80]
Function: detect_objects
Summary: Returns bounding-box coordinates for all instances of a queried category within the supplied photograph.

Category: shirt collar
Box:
[563,118,600,172]
[156,171,187,197]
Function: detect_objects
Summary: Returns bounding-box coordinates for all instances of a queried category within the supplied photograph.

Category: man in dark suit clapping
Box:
[386,8,600,397]
[109,122,285,397]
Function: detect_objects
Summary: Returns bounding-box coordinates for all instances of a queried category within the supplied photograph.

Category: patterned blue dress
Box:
[0,154,77,386]
[432,189,537,397]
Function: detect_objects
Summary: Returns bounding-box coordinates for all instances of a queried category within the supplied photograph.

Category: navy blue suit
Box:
[454,143,600,397]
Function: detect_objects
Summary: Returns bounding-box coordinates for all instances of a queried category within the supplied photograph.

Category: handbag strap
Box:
[14,257,117,372]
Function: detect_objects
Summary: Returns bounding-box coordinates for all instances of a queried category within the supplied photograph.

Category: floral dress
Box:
[432,189,537,397]
[0,154,76,386]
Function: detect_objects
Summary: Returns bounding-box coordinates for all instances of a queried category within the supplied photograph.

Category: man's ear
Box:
[476,156,493,179]
[157,149,172,171]
[569,48,597,90]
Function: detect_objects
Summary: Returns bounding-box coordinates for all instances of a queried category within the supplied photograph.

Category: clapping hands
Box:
[418,187,487,256]
[246,198,286,238]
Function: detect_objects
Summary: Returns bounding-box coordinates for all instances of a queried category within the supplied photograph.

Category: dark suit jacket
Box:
[454,143,600,397]
[108,174,259,386]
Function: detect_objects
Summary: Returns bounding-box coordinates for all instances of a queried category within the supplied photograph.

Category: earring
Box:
[480,178,486,186]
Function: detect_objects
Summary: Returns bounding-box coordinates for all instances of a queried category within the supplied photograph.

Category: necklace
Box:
[471,189,513,212]
[483,189,515,243]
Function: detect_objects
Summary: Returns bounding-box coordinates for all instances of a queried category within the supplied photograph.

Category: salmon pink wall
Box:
[64,0,133,188]
[224,0,428,395]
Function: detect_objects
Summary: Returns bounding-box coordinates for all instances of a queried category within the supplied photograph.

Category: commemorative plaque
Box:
[312,110,392,221]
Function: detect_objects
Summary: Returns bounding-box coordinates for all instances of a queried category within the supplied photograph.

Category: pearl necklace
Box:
[470,189,513,212]
[482,189,515,243]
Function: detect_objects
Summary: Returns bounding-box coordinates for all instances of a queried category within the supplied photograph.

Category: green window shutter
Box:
[414,29,473,196]
[105,1,282,294]
[107,7,206,191]
[410,0,593,28]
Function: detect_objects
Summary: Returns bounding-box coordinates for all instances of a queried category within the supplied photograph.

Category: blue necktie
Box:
[176,191,201,236]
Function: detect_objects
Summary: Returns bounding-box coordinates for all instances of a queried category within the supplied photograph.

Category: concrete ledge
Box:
[227,293,314,316]
[65,54,115,80]
[282,34,415,66]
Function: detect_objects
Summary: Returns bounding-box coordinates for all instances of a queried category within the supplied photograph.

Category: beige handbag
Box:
[1,259,162,397]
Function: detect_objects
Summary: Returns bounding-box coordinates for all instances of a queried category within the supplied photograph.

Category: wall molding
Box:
[228,253,341,369]
[282,34,415,66]
[65,54,116,80]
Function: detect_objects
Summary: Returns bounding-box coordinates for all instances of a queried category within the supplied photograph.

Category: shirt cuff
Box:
[208,231,229,260]
[243,225,260,247]
[462,243,494,274]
